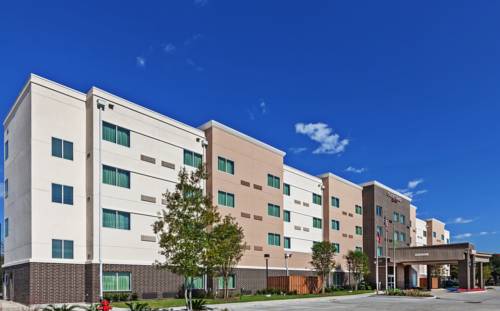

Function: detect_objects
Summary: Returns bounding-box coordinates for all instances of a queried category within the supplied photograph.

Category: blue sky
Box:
[0,1,499,252]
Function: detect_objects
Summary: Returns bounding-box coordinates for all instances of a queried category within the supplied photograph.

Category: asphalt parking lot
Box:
[214,287,500,311]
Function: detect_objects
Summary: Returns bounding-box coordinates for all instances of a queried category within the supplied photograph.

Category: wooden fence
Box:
[267,275,322,294]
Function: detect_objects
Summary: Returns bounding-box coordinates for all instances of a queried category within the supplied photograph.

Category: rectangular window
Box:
[423,230,427,237]
[283,183,290,196]
[4,140,8,160]
[218,191,235,208]
[331,196,340,208]
[283,210,291,222]
[312,193,322,205]
[187,276,205,290]
[313,217,322,229]
[267,233,281,246]
[217,275,236,289]
[51,183,73,205]
[393,212,399,222]
[355,205,362,215]
[400,215,405,224]
[217,157,235,174]
[284,237,291,249]
[103,165,130,189]
[433,231,436,238]
[184,149,202,168]
[52,239,73,259]
[355,226,363,235]
[103,272,131,291]
[332,243,340,253]
[377,246,383,257]
[52,137,73,160]
[4,179,8,198]
[441,234,444,241]
[267,174,280,189]
[394,231,399,241]
[103,209,131,230]
[4,218,8,238]
[331,220,340,231]
[356,246,363,252]
[376,225,384,237]
[376,205,383,216]
[267,203,280,217]
[400,232,406,242]
[102,121,130,147]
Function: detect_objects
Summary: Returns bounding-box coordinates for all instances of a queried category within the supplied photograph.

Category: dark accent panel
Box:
[241,212,251,218]
[141,194,157,203]
[3,263,30,305]
[253,215,263,221]
[253,184,262,190]
[240,180,250,187]
[161,161,175,170]
[140,154,156,164]
[30,263,86,304]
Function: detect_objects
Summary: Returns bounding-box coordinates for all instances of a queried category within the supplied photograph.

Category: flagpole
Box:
[393,220,397,290]
[375,226,379,294]
[384,217,388,291]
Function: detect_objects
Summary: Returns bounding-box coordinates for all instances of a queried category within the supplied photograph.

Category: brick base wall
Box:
[3,262,316,305]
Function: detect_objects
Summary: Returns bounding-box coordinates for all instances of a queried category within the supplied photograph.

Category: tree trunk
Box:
[188,288,193,311]
[322,273,326,294]
[184,287,189,310]
[224,272,229,300]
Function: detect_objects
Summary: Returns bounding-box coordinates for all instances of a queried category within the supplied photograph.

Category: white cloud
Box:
[479,231,488,236]
[295,122,349,155]
[397,178,427,198]
[408,178,424,189]
[448,217,475,224]
[345,166,366,174]
[163,43,176,54]
[289,147,307,154]
[136,56,146,67]
[260,101,267,114]
[186,58,204,71]
[454,233,472,240]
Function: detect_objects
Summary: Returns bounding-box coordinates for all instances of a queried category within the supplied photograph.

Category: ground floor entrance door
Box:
[388,275,395,289]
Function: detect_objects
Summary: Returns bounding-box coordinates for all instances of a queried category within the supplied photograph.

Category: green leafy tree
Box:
[311,241,336,294]
[491,254,500,285]
[345,250,369,291]
[153,166,220,311]
[205,215,246,300]
[450,264,459,280]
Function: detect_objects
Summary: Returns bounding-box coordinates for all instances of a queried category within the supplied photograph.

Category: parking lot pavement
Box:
[213,287,500,311]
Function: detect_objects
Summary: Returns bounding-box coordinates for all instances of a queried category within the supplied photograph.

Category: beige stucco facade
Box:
[320,173,363,271]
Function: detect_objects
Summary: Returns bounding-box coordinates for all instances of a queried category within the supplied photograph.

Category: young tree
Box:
[491,254,500,285]
[153,166,220,311]
[205,215,246,300]
[345,250,369,291]
[311,241,336,294]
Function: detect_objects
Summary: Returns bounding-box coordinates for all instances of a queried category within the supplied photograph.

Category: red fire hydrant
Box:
[98,299,112,311]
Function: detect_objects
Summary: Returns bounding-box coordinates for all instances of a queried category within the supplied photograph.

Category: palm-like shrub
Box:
[191,299,207,311]
[42,305,81,311]
[125,302,150,311]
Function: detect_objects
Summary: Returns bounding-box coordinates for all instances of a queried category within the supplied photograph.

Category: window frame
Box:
[267,233,281,246]
[52,239,74,259]
[218,191,235,208]
[376,205,383,216]
[51,137,73,160]
[184,149,203,168]
[283,183,290,196]
[267,174,280,189]
[267,203,280,218]
[355,226,363,235]
[102,208,131,230]
[283,210,291,222]
[355,205,362,215]
[312,193,322,205]
[331,196,340,208]
[331,219,340,231]
[102,165,131,189]
[4,140,8,160]
[102,121,131,148]
[4,218,9,238]
[103,272,132,292]
[313,217,322,229]
[217,156,235,175]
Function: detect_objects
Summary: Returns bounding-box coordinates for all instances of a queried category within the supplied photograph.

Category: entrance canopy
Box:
[393,242,491,265]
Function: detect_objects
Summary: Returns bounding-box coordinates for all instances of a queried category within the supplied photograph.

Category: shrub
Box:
[130,292,139,301]
[385,289,432,297]
[103,293,113,301]
[120,293,130,301]
[192,299,207,311]
[41,304,81,311]
[125,302,150,311]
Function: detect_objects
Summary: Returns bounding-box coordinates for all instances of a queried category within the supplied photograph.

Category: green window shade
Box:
[117,272,131,291]
[331,197,340,207]
[63,240,74,259]
[189,277,204,289]
[193,153,202,168]
[356,247,363,252]
[4,179,7,198]
[4,141,8,160]
[268,233,280,246]
[394,231,399,241]
[313,218,322,229]
[400,215,405,224]
[217,275,235,289]
[284,210,290,222]
[376,205,383,216]
[63,185,73,205]
[333,243,340,253]
[393,212,399,222]
[117,127,130,147]
[313,194,322,205]
[103,273,116,291]
[102,121,117,143]
[377,246,383,257]
[331,220,340,230]
[226,193,235,207]
[184,150,194,166]
[52,183,63,203]
[103,165,116,186]
[63,141,73,160]
[218,157,226,172]
[52,137,63,157]
[273,176,280,188]
[103,209,117,228]
[218,191,226,205]
[284,237,291,249]
[226,160,234,174]
[267,204,280,217]
[117,169,130,188]
[267,174,274,187]
[283,184,290,196]
[356,226,363,235]
[52,239,63,258]
[355,205,362,215]
[117,211,131,230]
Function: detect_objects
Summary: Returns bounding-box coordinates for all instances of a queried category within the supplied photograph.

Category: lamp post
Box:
[284,253,292,276]
[96,99,106,300]
[264,254,270,289]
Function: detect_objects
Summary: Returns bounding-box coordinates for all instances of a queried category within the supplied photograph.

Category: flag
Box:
[376,231,381,244]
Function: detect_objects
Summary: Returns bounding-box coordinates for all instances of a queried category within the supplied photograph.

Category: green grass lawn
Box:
[112,290,374,308]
